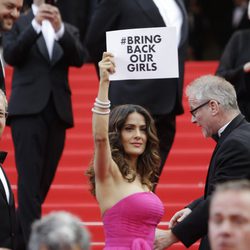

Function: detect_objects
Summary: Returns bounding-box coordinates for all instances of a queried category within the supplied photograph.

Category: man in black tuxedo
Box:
[85,0,188,187]
[2,0,85,249]
[216,28,250,122]
[0,0,23,93]
[216,1,250,122]
[0,89,16,250]
[154,75,250,250]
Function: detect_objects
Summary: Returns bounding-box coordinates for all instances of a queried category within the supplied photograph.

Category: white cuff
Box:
[31,18,42,34]
[54,23,65,41]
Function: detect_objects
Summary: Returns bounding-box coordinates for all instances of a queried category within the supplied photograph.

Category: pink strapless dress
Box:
[103,192,164,249]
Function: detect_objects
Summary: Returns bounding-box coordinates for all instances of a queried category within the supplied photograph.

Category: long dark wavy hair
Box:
[86,104,161,196]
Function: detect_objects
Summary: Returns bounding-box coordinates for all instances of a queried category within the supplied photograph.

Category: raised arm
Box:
[92,52,116,181]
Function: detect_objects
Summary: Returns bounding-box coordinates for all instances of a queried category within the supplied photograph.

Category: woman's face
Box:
[121,112,147,159]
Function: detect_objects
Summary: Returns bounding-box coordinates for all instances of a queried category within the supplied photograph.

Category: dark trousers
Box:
[153,114,176,189]
[11,97,66,250]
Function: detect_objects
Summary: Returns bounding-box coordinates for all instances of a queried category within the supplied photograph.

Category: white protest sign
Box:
[106,27,179,81]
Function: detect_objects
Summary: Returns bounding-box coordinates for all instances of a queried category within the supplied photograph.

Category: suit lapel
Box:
[0,152,13,205]
[0,55,6,94]
[204,114,246,196]
[0,177,7,202]
[4,171,14,206]
[50,41,63,66]
[0,166,8,204]
[37,35,51,62]
[37,30,63,65]
[204,144,220,196]
[218,114,246,142]
[174,0,188,46]
[23,10,51,62]
[135,0,188,47]
[135,0,165,26]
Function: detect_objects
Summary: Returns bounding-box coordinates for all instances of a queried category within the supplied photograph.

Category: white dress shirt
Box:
[152,0,183,46]
[31,4,65,59]
[218,121,231,137]
[0,166,10,203]
[0,54,5,78]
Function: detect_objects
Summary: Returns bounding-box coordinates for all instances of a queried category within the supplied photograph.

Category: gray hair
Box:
[28,211,90,250]
[186,75,239,111]
[0,89,8,111]
[212,179,250,196]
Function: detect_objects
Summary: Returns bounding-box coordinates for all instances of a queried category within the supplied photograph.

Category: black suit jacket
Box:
[85,0,188,115]
[171,114,250,250]
[0,152,16,249]
[2,10,85,128]
[216,30,250,122]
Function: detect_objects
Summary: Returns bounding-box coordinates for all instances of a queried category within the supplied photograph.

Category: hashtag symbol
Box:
[120,37,126,45]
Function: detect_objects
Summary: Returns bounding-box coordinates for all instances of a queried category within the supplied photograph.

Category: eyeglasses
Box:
[190,100,210,118]
[0,111,8,119]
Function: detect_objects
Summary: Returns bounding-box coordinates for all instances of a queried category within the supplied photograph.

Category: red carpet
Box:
[1,61,218,249]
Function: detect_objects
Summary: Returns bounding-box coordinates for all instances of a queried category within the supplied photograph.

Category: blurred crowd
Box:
[3,0,250,61]
[185,0,250,60]
[21,0,97,43]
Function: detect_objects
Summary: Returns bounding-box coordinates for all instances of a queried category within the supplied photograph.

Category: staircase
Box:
[1,61,218,249]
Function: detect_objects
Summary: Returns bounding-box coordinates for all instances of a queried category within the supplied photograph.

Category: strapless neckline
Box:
[102,190,164,249]
[102,191,155,218]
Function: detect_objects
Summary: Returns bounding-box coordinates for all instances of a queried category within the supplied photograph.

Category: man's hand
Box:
[154,229,179,250]
[35,4,62,32]
[243,62,250,73]
[169,207,192,228]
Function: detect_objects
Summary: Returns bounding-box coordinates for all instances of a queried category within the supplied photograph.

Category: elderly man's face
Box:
[209,191,250,250]
[0,0,23,31]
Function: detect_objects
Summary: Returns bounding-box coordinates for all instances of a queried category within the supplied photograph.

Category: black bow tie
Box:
[212,134,219,142]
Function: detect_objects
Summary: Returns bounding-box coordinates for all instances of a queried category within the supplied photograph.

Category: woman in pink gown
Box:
[86,52,164,249]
